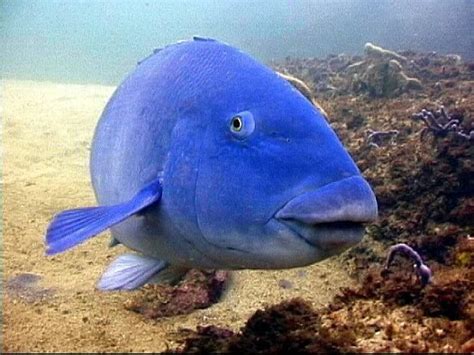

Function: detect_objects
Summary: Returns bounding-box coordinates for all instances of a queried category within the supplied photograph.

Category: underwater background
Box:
[2,0,473,352]
[1,0,473,84]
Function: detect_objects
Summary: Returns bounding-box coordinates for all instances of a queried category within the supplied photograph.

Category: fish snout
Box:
[275,175,378,253]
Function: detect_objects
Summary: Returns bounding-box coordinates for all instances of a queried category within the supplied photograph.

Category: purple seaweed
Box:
[384,243,433,287]
[411,106,472,141]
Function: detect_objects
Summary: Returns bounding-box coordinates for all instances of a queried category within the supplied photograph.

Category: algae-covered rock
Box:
[364,42,407,63]
[351,44,423,97]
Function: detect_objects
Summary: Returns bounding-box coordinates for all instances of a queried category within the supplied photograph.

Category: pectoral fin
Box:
[97,253,167,290]
[45,179,162,255]
[97,253,189,291]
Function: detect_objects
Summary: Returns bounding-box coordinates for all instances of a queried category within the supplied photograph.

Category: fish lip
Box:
[274,175,378,225]
[273,175,376,250]
[275,218,365,250]
[275,218,319,248]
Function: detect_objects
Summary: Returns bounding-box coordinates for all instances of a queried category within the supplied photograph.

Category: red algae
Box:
[124,270,229,318]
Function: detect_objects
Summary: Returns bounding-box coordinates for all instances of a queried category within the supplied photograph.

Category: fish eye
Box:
[231,116,243,132]
[229,111,255,138]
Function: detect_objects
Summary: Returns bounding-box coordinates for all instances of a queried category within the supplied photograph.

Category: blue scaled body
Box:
[45,38,378,290]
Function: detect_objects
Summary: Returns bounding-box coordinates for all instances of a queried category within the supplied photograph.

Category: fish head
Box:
[189,60,377,269]
[157,40,377,269]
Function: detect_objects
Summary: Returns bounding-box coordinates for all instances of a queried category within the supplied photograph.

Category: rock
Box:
[277,279,293,289]
[345,44,424,97]
[364,42,407,63]
[353,58,422,97]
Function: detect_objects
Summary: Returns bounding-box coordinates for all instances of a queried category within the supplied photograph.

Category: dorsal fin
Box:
[192,36,217,42]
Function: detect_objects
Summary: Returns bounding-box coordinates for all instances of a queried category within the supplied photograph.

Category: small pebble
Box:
[297,270,307,278]
[278,279,293,289]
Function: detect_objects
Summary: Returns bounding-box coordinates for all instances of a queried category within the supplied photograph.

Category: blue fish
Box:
[45,37,378,291]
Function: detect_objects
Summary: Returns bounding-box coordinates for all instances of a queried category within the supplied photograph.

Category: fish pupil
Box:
[231,116,242,131]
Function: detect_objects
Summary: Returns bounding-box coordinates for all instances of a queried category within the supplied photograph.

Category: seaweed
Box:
[175,261,473,353]
[175,299,357,353]
[176,326,236,354]
[124,270,228,318]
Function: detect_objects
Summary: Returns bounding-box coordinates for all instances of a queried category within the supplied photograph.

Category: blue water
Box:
[1,0,473,85]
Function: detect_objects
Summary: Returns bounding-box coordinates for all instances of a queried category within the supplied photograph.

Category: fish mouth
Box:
[275,175,377,253]
[277,220,365,254]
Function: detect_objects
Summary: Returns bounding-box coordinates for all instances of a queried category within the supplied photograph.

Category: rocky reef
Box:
[167,44,473,352]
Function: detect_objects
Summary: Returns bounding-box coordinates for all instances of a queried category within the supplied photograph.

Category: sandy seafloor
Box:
[2,79,356,352]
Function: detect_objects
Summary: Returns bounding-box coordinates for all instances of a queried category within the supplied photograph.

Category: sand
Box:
[2,79,356,352]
